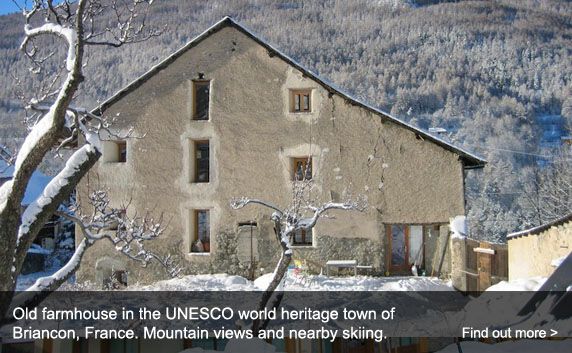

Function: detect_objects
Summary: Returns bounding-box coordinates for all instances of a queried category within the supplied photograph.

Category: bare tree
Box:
[520,149,572,226]
[231,175,367,334]
[0,0,171,323]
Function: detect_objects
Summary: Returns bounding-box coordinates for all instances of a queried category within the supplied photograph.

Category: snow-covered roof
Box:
[507,212,572,239]
[96,16,486,168]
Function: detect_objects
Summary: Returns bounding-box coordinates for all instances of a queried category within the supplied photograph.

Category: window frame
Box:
[104,140,127,163]
[191,209,210,253]
[290,89,312,113]
[193,80,210,121]
[385,224,439,273]
[193,140,210,183]
[292,227,313,246]
[117,141,127,163]
[291,156,312,181]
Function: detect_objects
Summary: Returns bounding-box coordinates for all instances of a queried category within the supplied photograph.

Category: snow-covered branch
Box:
[64,190,181,278]
[297,198,367,231]
[231,183,367,334]
[0,0,162,322]
[24,237,91,294]
[230,197,284,217]
[13,143,101,278]
[18,188,179,294]
[84,0,164,48]
[22,22,78,72]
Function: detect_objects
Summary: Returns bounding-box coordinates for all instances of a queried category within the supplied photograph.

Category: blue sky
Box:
[0,1,66,16]
[0,2,21,15]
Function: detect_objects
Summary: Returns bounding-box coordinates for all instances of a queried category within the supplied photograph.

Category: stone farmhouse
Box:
[77,17,485,284]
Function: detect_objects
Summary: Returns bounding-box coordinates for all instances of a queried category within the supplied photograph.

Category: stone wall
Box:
[508,219,571,280]
[291,235,384,275]
[77,23,469,284]
[450,237,467,291]
[424,225,451,277]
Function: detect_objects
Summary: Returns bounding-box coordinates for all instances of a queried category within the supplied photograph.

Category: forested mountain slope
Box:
[0,0,570,240]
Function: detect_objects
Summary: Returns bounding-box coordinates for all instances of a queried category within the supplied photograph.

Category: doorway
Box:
[386,224,425,274]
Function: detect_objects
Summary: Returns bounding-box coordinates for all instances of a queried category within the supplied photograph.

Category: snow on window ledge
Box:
[290,245,316,249]
[187,252,211,256]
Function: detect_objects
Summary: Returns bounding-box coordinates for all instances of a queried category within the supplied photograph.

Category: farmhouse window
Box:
[193,80,210,120]
[117,141,127,162]
[290,89,311,112]
[105,140,127,163]
[191,209,210,253]
[385,224,437,273]
[292,157,312,181]
[293,227,313,246]
[194,140,210,183]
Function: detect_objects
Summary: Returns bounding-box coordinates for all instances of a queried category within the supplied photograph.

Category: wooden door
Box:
[477,242,493,291]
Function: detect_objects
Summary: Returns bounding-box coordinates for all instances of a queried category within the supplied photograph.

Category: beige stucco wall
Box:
[508,221,571,280]
[77,26,466,283]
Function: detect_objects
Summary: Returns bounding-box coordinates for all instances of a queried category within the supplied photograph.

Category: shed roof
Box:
[507,212,572,240]
[96,17,486,168]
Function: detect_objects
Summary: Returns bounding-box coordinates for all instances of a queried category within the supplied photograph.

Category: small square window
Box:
[191,209,210,253]
[293,228,312,246]
[193,81,210,120]
[292,157,312,181]
[290,89,312,112]
[104,140,127,163]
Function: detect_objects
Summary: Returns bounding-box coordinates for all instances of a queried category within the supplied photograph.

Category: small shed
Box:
[507,213,572,281]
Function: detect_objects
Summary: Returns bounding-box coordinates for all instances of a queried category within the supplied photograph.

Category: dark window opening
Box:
[238,221,258,227]
[108,209,127,231]
[193,81,210,120]
[191,209,210,253]
[291,89,311,112]
[292,157,312,181]
[194,141,210,183]
[103,270,127,289]
[293,228,312,246]
[107,140,127,163]
[118,141,127,163]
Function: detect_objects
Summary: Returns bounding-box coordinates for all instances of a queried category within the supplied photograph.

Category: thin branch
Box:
[57,191,181,278]
[230,197,284,217]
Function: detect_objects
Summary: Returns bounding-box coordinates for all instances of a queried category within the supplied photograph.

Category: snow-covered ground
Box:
[131,274,258,291]
[130,272,454,291]
[436,339,572,353]
[255,272,453,291]
[486,276,547,291]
